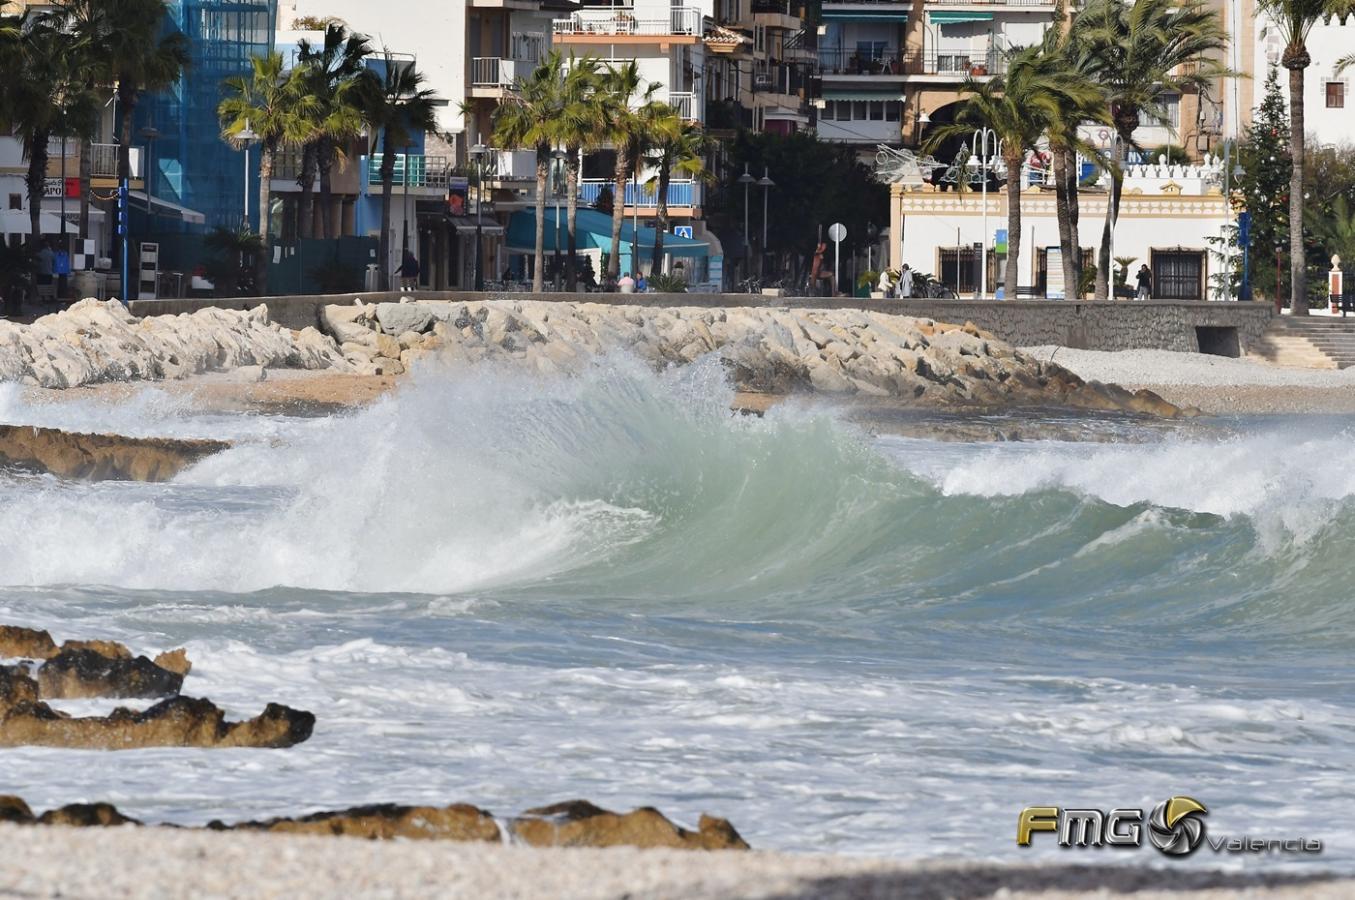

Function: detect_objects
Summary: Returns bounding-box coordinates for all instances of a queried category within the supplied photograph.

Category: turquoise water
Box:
[0,360,1351,868]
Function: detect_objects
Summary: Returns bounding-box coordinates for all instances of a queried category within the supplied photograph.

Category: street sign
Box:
[674,225,693,239]
[828,222,846,242]
[828,222,846,294]
[994,228,1008,254]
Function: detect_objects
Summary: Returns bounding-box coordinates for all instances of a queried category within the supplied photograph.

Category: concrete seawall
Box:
[130,293,1273,355]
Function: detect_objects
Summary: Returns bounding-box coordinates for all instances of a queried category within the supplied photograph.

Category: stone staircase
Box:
[1249,316,1355,369]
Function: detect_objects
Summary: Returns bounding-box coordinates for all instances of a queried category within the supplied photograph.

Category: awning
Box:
[506,208,709,257]
[448,215,505,236]
[0,208,66,234]
[823,9,908,20]
[128,191,205,225]
[823,90,907,101]
[929,11,994,23]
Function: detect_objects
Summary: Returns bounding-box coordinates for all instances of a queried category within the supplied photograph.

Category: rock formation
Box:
[321,299,1186,415]
[1,796,749,850]
[36,649,185,700]
[511,800,749,851]
[0,424,229,481]
[0,299,349,389]
[0,667,313,749]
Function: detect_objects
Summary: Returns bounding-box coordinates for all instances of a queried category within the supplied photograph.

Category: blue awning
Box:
[506,208,710,257]
[929,11,994,23]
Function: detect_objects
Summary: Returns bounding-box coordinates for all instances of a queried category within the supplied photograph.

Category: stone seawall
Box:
[133,293,1273,353]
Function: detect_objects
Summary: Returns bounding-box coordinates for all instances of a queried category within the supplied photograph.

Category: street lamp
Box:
[757,167,774,281]
[470,143,489,291]
[1222,146,1246,301]
[969,127,999,298]
[739,163,755,282]
[238,121,259,231]
[401,143,413,257]
[552,147,567,291]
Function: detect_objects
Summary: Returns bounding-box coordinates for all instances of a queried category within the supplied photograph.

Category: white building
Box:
[1245,14,1355,146]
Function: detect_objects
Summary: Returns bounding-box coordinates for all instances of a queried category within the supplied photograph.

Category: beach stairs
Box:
[1249,317,1355,369]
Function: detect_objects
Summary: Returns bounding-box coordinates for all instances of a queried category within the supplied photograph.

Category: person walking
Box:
[1135,264,1152,300]
[877,268,893,298]
[396,250,420,292]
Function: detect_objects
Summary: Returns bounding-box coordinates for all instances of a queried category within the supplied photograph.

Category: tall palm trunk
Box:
[1096,137,1126,300]
[378,130,396,291]
[26,129,50,246]
[257,141,275,296]
[298,142,317,240]
[317,137,335,240]
[1003,148,1022,301]
[608,148,629,278]
[1052,147,1078,297]
[651,160,671,274]
[1285,49,1308,314]
[533,147,548,292]
[78,135,91,242]
[1064,147,1081,290]
[565,145,580,291]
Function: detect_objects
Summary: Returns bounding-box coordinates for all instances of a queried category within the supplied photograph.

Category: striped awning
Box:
[822,9,908,20]
[929,11,994,23]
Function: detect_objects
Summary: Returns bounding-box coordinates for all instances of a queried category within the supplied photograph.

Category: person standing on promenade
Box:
[397,251,420,292]
[1135,264,1152,300]
[898,263,913,298]
[618,272,636,293]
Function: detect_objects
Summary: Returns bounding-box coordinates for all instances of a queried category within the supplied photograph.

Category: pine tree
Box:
[1238,67,1291,302]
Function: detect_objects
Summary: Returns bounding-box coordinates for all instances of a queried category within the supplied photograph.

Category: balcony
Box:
[578,179,700,208]
[817,47,1006,77]
[364,154,452,189]
[925,0,1055,5]
[89,143,143,179]
[817,47,908,76]
[668,91,698,120]
[552,7,704,40]
[751,0,800,28]
[488,149,537,181]
[471,57,525,95]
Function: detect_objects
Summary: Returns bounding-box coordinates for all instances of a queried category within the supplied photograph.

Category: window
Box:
[1327,82,1345,108]
[855,40,887,63]
[885,101,901,122]
[1160,93,1181,128]
[868,101,885,121]
[7,194,19,210]
[852,100,867,121]
[1151,250,1205,300]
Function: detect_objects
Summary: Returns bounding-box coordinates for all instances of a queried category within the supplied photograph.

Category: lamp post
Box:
[470,143,488,291]
[757,167,774,281]
[238,121,259,230]
[59,133,68,300]
[969,127,999,298]
[552,147,566,291]
[401,143,413,256]
[739,163,755,282]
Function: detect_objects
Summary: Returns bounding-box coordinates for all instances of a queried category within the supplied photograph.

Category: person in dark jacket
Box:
[1135,264,1152,300]
[397,250,420,292]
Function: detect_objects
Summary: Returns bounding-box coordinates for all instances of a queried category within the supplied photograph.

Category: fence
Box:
[577,180,699,208]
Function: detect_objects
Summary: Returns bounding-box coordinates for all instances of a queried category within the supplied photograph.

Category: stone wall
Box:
[131,293,1273,353]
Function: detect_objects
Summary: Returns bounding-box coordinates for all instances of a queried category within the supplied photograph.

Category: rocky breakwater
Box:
[0,298,348,389]
[0,626,313,749]
[0,424,229,481]
[323,299,1185,415]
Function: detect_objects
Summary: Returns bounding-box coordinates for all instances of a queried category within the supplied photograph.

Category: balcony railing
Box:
[90,143,143,179]
[751,0,793,13]
[817,47,1006,76]
[553,7,704,37]
[365,154,452,188]
[926,0,1055,5]
[668,91,697,120]
[578,179,700,208]
[471,57,522,87]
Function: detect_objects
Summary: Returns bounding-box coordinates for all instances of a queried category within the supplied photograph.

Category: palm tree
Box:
[926,45,1103,300]
[494,54,563,292]
[295,24,373,240]
[1072,0,1228,299]
[645,113,707,273]
[219,52,317,295]
[362,53,439,291]
[553,54,604,291]
[58,0,188,294]
[595,61,662,279]
[1261,0,1352,312]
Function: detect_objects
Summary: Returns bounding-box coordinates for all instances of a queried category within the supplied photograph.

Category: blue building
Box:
[138,0,277,231]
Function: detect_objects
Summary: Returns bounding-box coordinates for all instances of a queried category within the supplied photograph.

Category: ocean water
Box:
[0,359,1352,870]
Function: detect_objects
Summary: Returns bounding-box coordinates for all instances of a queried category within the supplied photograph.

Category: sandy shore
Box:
[0,824,1347,900]
[1023,347,1355,415]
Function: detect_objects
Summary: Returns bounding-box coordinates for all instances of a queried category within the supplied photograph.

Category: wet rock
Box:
[0,625,58,660]
[0,424,229,482]
[511,800,750,851]
[37,649,185,700]
[0,668,313,749]
[0,795,34,823]
[153,649,192,677]
[217,803,502,842]
[59,639,132,660]
[37,803,139,828]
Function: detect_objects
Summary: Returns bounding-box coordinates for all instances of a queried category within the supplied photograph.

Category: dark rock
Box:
[37,649,185,700]
[218,803,502,842]
[0,795,34,823]
[0,625,58,660]
[37,803,139,827]
[0,424,230,482]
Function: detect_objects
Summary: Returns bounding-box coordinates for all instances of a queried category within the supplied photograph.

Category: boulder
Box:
[0,425,230,482]
[511,800,749,851]
[374,302,434,336]
[0,795,34,823]
[37,649,185,700]
[59,639,132,660]
[0,626,58,660]
[38,803,139,828]
[153,649,192,677]
[216,803,502,842]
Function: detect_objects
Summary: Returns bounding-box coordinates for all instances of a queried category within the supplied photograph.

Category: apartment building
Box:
[1243,9,1355,146]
